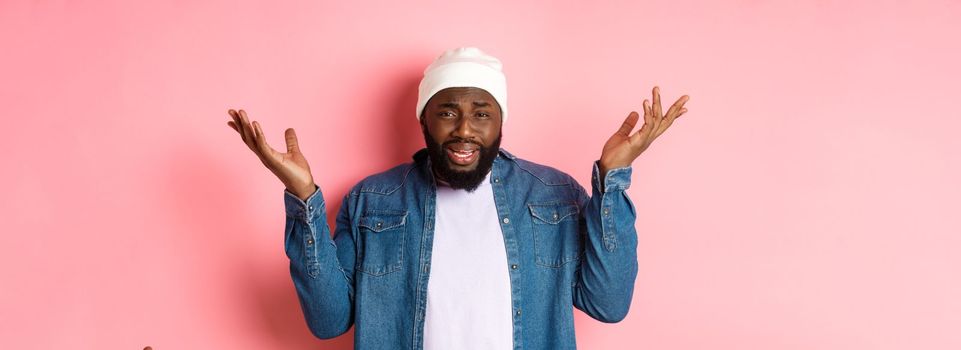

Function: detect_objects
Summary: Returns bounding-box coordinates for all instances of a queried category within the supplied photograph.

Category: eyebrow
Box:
[437,101,493,109]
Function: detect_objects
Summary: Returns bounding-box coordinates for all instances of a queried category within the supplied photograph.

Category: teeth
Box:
[451,149,475,159]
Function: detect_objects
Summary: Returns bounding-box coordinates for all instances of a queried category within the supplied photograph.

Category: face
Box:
[420,87,503,192]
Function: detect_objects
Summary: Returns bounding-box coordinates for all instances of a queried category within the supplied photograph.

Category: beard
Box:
[422,127,502,193]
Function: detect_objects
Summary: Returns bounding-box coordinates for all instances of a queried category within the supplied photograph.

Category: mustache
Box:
[442,138,484,148]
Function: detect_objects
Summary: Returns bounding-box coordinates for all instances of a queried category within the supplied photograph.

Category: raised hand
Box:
[227,109,317,201]
[599,86,689,179]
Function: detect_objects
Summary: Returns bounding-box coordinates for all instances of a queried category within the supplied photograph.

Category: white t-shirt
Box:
[423,172,514,350]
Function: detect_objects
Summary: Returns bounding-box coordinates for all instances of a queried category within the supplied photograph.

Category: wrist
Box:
[598,159,619,179]
[289,182,317,202]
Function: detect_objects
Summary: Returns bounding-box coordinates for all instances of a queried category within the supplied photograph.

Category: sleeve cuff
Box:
[591,161,632,192]
[284,185,324,219]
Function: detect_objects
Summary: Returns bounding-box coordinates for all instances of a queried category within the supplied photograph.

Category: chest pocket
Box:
[528,202,582,268]
[356,210,408,276]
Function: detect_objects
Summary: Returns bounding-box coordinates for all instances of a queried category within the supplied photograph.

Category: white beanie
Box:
[416,47,508,122]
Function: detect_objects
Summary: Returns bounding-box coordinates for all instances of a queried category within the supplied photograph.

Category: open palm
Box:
[227,109,316,200]
[599,86,689,177]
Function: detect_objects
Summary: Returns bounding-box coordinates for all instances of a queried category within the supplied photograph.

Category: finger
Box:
[252,121,273,157]
[657,112,677,135]
[657,107,689,137]
[630,117,653,145]
[665,95,690,120]
[229,109,241,125]
[227,120,240,133]
[642,99,654,138]
[228,110,244,138]
[231,109,246,142]
[652,86,662,119]
[642,99,652,124]
[651,87,663,132]
[239,109,255,146]
[285,128,302,154]
[616,111,640,135]
[633,99,655,145]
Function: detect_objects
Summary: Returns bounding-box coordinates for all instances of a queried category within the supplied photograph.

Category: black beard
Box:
[422,128,502,192]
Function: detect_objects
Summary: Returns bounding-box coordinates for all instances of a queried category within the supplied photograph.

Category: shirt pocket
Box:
[356,210,408,276]
[528,202,582,268]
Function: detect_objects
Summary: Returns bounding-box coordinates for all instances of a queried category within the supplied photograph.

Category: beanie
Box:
[416,47,508,122]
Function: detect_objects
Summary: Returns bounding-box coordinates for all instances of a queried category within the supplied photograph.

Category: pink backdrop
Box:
[2,1,960,349]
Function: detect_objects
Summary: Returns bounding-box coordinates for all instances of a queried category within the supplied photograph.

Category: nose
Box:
[452,115,476,140]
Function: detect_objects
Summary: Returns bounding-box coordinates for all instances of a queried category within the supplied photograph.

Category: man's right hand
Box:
[227,109,317,201]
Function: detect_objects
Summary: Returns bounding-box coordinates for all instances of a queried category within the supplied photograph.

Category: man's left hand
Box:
[599,86,689,179]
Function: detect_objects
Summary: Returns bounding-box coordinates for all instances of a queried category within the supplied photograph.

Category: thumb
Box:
[615,111,640,136]
[284,128,301,154]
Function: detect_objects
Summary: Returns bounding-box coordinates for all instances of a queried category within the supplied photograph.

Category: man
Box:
[227,47,689,349]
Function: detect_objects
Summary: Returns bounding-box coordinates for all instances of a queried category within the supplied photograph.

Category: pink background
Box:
[2,1,960,349]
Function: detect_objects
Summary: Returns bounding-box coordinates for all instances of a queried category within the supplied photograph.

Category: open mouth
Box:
[445,144,480,166]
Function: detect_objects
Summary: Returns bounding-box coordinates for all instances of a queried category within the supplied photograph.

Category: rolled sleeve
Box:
[591,161,632,193]
[284,185,324,221]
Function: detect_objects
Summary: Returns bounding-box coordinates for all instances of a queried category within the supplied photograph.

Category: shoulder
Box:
[501,149,579,187]
[349,161,418,196]
[346,149,434,196]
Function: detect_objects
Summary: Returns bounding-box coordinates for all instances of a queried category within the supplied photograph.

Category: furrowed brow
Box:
[472,101,492,107]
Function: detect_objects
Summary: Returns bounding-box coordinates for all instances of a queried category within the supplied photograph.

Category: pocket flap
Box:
[528,203,579,224]
[359,211,408,232]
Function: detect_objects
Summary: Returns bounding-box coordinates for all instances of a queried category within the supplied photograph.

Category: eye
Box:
[476,112,490,119]
[438,111,456,118]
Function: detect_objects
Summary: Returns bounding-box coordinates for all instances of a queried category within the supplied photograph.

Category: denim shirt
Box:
[283,148,639,350]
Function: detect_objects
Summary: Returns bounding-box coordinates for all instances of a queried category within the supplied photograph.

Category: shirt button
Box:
[511,264,518,270]
[308,205,314,211]
[494,178,500,183]
[515,309,521,316]
[307,238,314,245]
[502,217,510,224]
[552,213,559,220]
[376,222,383,229]
[603,208,610,216]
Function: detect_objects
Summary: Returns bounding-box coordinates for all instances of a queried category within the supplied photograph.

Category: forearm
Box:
[284,186,354,339]
[572,162,639,323]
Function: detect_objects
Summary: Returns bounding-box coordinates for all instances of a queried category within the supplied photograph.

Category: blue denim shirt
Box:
[283,148,639,349]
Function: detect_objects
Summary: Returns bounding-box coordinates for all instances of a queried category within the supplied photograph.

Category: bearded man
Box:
[227,47,690,350]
